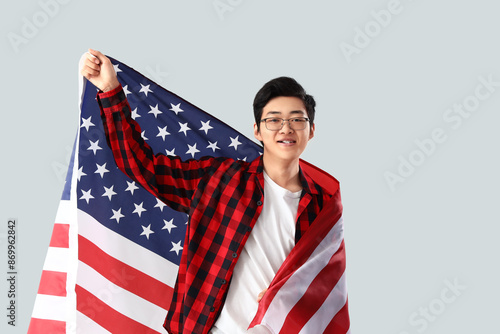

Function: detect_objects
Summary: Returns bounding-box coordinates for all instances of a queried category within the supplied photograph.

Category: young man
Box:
[81,49,342,334]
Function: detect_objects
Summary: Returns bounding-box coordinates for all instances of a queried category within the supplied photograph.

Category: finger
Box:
[83,58,100,71]
[88,48,108,65]
[257,290,266,302]
[83,61,100,74]
[81,65,100,77]
[86,49,100,64]
[86,54,99,65]
[80,69,93,80]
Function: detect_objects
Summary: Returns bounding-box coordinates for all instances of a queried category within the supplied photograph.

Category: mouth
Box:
[277,140,296,144]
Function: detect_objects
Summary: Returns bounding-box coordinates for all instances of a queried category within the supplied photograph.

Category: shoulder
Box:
[299,159,339,197]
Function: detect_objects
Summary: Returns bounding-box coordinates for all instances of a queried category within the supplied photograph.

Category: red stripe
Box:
[78,235,173,309]
[49,224,70,248]
[75,285,161,333]
[324,299,350,334]
[27,318,66,334]
[252,190,343,325]
[37,270,67,297]
[279,240,347,333]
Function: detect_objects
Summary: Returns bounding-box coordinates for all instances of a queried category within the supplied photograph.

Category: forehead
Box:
[262,96,307,117]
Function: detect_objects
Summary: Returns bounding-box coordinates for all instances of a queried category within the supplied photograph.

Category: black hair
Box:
[253,76,316,132]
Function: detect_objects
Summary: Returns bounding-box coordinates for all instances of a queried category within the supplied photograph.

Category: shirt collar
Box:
[298,165,320,195]
[248,155,264,174]
[248,155,320,196]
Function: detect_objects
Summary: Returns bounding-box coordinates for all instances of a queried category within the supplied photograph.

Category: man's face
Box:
[254,96,315,163]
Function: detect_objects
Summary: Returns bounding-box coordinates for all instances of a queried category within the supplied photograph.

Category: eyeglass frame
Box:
[260,117,311,131]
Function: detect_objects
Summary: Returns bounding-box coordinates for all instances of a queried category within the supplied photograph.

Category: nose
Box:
[279,120,294,133]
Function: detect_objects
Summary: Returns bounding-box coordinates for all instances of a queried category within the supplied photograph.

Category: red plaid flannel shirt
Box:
[97,85,332,334]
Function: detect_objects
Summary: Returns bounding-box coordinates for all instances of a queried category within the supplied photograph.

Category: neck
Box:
[262,154,302,192]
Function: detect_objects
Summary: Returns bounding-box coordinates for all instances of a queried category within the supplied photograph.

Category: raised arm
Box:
[80,49,217,213]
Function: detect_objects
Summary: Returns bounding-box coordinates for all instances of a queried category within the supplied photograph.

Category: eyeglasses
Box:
[260,117,310,131]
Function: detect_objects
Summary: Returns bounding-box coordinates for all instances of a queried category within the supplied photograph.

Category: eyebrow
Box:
[265,110,306,117]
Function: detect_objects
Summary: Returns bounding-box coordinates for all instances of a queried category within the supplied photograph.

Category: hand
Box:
[257,288,268,302]
[79,48,120,92]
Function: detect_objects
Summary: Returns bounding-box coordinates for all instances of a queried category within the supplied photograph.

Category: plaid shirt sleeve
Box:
[97,84,216,213]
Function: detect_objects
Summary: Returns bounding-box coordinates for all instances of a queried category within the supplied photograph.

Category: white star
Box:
[170,240,183,256]
[140,130,149,141]
[162,219,177,233]
[178,122,191,136]
[87,140,102,155]
[169,103,183,115]
[77,166,87,181]
[123,85,132,96]
[206,141,220,153]
[148,104,162,118]
[80,189,94,204]
[95,163,110,178]
[140,224,155,240]
[186,143,200,159]
[113,63,122,73]
[139,83,153,96]
[133,202,147,217]
[110,208,125,223]
[154,198,167,212]
[157,126,170,141]
[228,135,242,151]
[102,185,117,201]
[165,148,176,156]
[81,116,95,131]
[125,181,139,195]
[131,108,141,120]
[199,120,213,134]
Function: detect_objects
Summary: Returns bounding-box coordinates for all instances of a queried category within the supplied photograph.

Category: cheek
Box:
[259,132,276,144]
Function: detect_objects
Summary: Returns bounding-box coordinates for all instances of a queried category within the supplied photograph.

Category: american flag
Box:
[250,161,350,333]
[28,56,349,333]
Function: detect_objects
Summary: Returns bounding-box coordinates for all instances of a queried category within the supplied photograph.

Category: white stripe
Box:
[54,199,74,224]
[76,261,167,333]
[299,272,348,334]
[77,209,178,287]
[42,247,69,272]
[260,217,345,332]
[75,311,112,334]
[31,294,68,322]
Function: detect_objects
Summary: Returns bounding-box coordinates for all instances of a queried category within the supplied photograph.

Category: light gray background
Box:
[1,0,499,333]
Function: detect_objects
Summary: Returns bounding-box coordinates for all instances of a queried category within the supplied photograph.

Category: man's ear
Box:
[254,123,263,142]
[308,123,315,141]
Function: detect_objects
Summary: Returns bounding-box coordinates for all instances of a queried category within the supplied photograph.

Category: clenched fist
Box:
[79,49,120,92]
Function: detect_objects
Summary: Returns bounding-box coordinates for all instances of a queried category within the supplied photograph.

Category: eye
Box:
[267,118,281,124]
[291,118,306,123]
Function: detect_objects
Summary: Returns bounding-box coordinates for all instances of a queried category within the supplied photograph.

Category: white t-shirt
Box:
[210,171,302,334]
